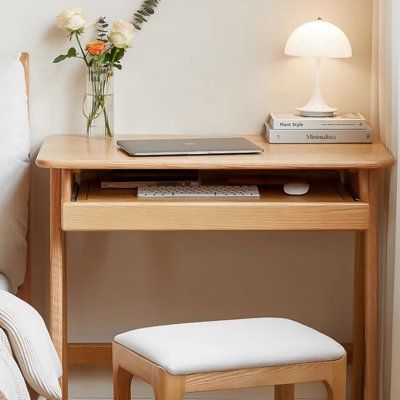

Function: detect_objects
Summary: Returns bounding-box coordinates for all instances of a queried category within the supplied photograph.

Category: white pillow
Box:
[0,52,30,294]
[0,290,62,400]
[0,328,30,400]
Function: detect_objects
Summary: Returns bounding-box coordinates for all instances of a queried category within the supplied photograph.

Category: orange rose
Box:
[86,40,106,56]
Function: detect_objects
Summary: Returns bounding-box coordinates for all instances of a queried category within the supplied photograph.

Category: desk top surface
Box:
[36,134,394,170]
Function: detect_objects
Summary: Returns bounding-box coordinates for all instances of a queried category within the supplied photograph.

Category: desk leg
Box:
[352,232,364,400]
[364,170,379,400]
[50,169,68,398]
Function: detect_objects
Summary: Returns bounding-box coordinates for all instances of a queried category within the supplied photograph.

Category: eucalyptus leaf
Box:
[132,0,161,28]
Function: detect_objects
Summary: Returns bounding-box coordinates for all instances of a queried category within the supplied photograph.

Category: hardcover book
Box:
[265,123,373,144]
[269,112,367,130]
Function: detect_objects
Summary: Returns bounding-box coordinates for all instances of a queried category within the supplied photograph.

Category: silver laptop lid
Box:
[117,138,263,157]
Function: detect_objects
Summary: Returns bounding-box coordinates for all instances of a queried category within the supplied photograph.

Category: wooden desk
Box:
[36,134,394,400]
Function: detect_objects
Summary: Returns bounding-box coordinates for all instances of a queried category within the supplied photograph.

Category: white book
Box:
[269,112,367,130]
[265,123,373,144]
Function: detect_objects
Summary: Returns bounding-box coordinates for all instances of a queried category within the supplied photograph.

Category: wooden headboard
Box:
[16,52,30,302]
[20,53,29,96]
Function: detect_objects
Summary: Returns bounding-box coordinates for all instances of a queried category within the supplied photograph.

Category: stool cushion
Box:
[114,318,345,375]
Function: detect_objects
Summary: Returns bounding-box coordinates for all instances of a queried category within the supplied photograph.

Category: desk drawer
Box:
[62,180,369,231]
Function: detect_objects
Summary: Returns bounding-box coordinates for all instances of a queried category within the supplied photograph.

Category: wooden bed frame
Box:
[16,52,31,302]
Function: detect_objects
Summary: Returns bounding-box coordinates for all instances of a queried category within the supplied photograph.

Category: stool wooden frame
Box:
[112,342,347,400]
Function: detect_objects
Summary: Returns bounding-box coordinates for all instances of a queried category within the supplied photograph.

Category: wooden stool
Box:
[112,318,346,400]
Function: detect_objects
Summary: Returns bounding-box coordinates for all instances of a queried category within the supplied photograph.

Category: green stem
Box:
[85,68,113,137]
[100,101,112,137]
[75,32,89,67]
[109,47,118,69]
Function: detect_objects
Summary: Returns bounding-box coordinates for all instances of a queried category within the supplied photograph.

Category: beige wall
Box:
[4,0,373,398]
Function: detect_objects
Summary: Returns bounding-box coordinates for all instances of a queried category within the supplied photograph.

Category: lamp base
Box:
[296,95,337,118]
[296,107,337,118]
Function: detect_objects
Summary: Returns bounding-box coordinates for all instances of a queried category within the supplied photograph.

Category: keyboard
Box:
[137,185,260,199]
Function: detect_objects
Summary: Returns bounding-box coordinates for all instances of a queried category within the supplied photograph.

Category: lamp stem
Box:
[314,57,322,101]
[296,57,336,117]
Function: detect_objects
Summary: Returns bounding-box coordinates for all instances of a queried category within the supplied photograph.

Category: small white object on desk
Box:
[138,185,260,199]
[283,182,310,196]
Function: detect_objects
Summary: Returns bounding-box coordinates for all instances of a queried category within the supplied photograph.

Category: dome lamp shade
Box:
[284,18,352,117]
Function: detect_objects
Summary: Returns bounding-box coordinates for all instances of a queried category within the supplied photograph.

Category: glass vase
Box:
[83,66,114,138]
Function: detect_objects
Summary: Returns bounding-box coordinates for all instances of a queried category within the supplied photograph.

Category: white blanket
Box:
[0,290,62,400]
[0,328,30,400]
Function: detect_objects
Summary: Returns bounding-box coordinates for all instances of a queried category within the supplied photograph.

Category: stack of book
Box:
[265,112,372,144]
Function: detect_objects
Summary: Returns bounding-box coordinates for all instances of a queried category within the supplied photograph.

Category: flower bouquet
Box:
[54,1,160,138]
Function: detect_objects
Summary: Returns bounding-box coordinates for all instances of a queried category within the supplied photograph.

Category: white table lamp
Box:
[284,18,352,117]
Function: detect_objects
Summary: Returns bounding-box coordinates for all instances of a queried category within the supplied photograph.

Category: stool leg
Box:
[113,346,133,400]
[154,372,185,400]
[113,365,133,400]
[323,358,347,400]
[275,384,294,400]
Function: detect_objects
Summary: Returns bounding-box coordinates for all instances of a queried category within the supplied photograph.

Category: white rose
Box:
[57,8,87,33]
[109,20,136,49]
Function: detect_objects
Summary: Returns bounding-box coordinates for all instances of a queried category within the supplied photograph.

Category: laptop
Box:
[117,138,263,157]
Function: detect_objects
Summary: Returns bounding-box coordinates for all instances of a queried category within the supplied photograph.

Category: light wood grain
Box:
[36,135,394,170]
[68,342,354,366]
[38,134,392,400]
[62,201,369,232]
[112,342,346,399]
[113,343,134,400]
[350,169,368,400]
[184,359,345,392]
[352,232,365,400]
[79,179,354,203]
[50,169,68,398]
[323,356,347,400]
[63,178,368,231]
[154,371,185,400]
[68,343,112,365]
[275,384,294,400]
[364,170,379,400]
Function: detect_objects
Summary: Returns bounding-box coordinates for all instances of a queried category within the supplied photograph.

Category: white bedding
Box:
[0,53,30,293]
[0,290,62,400]
[0,328,30,400]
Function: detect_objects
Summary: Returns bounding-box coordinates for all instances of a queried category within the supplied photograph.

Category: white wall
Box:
[3,0,373,398]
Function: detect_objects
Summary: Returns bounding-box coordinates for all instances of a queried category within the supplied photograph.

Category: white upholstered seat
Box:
[114,318,345,375]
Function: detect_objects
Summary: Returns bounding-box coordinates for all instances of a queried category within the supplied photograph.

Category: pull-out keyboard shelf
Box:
[62,180,369,231]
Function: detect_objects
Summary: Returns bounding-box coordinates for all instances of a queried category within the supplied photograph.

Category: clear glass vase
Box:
[83,66,114,138]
